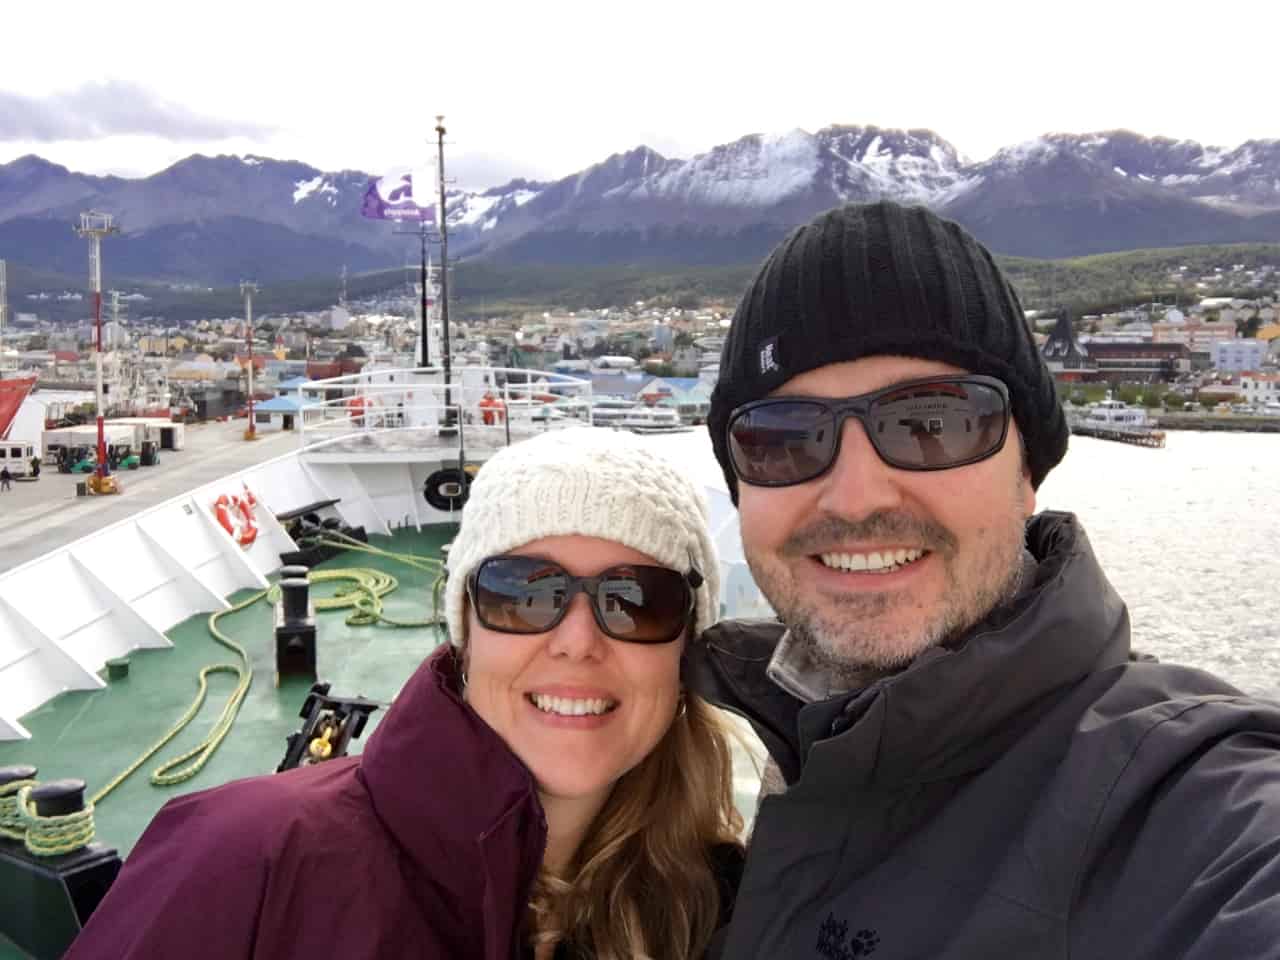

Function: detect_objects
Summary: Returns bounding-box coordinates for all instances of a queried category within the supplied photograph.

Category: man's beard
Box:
[747,491,1029,687]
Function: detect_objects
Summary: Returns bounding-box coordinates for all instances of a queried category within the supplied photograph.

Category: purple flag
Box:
[361,173,435,222]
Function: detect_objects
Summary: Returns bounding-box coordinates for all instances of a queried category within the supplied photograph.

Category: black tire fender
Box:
[423,468,470,512]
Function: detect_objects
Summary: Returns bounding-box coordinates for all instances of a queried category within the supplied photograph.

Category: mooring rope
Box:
[0,777,38,842]
[15,785,97,857]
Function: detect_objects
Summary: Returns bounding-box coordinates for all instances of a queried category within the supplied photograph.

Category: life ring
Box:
[347,395,367,425]
[213,491,259,547]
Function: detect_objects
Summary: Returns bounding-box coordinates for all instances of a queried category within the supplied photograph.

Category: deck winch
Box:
[277,498,369,568]
[276,683,381,773]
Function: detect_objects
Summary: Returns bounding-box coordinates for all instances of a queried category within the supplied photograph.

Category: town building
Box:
[1239,373,1280,407]
[1152,320,1238,352]
[1040,315,1095,381]
[1081,342,1191,383]
[1212,339,1268,373]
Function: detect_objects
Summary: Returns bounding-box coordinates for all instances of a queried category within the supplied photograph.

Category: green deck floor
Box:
[0,527,455,862]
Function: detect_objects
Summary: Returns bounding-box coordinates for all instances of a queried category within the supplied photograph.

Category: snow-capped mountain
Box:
[941,132,1280,257]
[1,125,1278,284]
[1018,131,1280,212]
[462,127,973,263]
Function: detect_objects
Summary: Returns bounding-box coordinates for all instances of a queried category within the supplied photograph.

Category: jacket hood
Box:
[359,647,546,902]
[688,512,1132,785]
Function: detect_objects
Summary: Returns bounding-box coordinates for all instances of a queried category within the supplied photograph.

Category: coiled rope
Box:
[15,785,97,857]
[0,776,38,842]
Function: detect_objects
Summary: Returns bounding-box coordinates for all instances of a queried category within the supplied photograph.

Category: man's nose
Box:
[546,594,607,660]
[814,416,906,519]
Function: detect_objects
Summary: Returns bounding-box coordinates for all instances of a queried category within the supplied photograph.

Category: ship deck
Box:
[0,525,763,958]
[0,527,455,859]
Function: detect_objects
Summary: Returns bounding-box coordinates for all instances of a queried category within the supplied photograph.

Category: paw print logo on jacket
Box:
[816,913,880,958]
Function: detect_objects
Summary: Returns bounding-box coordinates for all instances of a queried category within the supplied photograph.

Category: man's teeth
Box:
[819,548,926,573]
[529,694,617,716]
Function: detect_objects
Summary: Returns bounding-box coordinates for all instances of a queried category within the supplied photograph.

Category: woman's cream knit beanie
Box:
[444,427,720,645]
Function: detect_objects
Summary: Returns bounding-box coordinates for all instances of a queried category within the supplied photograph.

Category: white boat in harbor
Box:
[1084,398,1150,427]
[588,397,637,427]
[1070,396,1165,448]
[620,405,690,433]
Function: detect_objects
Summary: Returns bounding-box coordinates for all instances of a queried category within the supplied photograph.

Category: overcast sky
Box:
[1,0,1274,190]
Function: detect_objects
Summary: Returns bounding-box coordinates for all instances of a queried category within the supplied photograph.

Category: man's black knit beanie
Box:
[708,200,1069,503]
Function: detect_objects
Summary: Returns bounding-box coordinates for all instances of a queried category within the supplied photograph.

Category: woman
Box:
[67,427,743,960]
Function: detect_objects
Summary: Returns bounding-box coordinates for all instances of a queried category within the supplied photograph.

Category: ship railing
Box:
[295,366,595,454]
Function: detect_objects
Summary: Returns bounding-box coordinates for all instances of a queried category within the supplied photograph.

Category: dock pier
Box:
[1069,422,1166,448]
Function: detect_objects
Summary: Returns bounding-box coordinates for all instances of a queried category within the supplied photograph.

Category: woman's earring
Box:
[677,690,687,717]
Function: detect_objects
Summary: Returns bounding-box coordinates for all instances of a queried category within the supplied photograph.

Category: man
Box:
[0,466,10,491]
[688,200,1280,958]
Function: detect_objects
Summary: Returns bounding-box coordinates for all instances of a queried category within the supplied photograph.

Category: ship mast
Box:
[435,116,453,415]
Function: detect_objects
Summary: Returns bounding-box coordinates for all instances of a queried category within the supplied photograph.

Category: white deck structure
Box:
[0,367,587,739]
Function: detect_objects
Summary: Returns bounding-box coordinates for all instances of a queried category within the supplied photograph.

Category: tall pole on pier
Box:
[241,281,259,440]
[435,116,452,412]
[76,211,119,489]
[0,259,7,342]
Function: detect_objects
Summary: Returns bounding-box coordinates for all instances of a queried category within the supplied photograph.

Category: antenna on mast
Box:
[0,259,7,343]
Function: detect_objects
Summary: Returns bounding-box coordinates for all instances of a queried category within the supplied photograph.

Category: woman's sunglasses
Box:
[727,375,1011,487]
[467,555,702,644]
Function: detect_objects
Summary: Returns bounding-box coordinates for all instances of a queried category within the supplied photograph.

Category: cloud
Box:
[448,151,564,192]
[0,80,275,142]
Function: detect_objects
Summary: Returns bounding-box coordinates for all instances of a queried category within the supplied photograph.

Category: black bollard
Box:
[0,774,121,960]
[280,578,310,623]
[28,780,85,818]
[275,572,317,686]
[0,764,37,792]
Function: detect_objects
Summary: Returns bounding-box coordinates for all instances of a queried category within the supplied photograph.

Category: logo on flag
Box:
[361,172,435,222]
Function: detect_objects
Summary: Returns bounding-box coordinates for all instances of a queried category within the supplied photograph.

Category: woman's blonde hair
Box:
[526,690,744,960]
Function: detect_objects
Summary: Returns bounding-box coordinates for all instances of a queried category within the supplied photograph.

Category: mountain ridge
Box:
[2,125,1279,283]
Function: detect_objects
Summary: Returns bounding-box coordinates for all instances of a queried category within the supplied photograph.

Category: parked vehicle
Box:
[0,443,35,478]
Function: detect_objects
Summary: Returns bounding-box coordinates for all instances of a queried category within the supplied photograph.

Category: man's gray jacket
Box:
[688,512,1280,958]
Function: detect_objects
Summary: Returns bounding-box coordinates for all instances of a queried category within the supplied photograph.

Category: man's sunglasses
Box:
[467,555,702,644]
[727,375,1011,487]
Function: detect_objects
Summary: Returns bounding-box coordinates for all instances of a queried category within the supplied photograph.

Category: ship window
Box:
[8,447,19,458]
